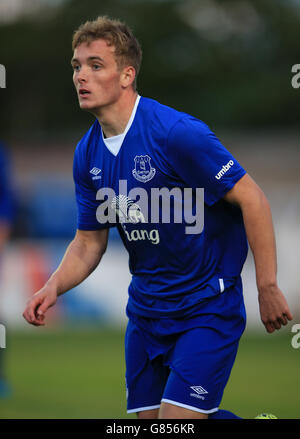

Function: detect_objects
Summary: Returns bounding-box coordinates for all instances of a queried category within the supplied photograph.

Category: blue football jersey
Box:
[73,96,248,318]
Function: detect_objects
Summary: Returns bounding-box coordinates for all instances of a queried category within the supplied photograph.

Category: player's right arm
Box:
[22,228,108,326]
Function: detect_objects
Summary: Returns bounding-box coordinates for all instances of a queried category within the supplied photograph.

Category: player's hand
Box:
[258,285,293,333]
[23,285,57,326]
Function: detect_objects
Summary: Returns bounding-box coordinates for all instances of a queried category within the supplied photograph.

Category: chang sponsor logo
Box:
[111,195,159,245]
[123,227,160,245]
[111,195,145,224]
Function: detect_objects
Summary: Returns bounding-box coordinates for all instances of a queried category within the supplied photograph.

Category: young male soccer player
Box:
[23,16,293,419]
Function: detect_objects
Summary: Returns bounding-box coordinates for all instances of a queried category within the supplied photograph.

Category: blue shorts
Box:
[125,281,246,414]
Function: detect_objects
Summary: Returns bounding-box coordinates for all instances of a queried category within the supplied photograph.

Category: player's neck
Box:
[96,90,138,138]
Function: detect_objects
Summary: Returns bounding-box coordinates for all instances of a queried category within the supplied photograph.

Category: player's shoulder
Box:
[140,96,187,131]
[140,96,210,138]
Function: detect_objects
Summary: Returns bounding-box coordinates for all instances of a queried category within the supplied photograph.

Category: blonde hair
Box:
[72,16,142,90]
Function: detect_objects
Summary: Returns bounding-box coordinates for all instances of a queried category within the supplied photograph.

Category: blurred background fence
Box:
[0,0,299,419]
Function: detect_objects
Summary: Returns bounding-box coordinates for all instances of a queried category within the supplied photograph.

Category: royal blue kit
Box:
[73,96,248,413]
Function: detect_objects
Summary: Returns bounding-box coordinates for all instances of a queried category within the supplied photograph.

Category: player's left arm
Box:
[223,173,293,333]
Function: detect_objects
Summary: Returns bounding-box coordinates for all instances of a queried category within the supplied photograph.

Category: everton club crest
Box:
[132,155,156,183]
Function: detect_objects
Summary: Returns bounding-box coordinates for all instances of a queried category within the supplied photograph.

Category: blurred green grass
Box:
[0,325,299,419]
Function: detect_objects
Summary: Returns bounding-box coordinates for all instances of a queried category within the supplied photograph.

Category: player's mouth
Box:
[79,88,91,98]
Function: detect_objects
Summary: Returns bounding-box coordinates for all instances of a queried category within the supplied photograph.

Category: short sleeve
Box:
[73,143,113,231]
[166,117,246,206]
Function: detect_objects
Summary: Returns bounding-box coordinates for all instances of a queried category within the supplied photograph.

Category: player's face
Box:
[71,39,124,114]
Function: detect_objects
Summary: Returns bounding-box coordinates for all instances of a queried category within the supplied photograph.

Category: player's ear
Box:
[121,66,136,88]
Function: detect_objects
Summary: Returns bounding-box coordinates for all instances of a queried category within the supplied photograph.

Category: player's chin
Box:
[78,101,93,111]
[78,97,96,110]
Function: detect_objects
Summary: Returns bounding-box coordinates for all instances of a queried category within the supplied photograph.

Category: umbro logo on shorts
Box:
[190,386,208,395]
[190,386,208,400]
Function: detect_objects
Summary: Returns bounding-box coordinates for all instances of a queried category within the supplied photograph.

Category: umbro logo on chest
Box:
[90,167,102,180]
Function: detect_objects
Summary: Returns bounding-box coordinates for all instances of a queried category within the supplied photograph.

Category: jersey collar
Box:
[101,95,141,156]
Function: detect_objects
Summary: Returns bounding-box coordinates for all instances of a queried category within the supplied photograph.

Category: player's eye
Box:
[92,64,101,70]
[72,64,80,72]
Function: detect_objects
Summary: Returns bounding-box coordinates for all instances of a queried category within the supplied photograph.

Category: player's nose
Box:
[77,66,89,83]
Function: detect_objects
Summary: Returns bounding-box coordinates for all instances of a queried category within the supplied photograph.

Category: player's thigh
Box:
[125,320,169,415]
[137,408,159,419]
[161,326,241,415]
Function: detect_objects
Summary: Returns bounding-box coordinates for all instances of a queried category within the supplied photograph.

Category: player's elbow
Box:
[73,228,109,260]
[243,184,270,213]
